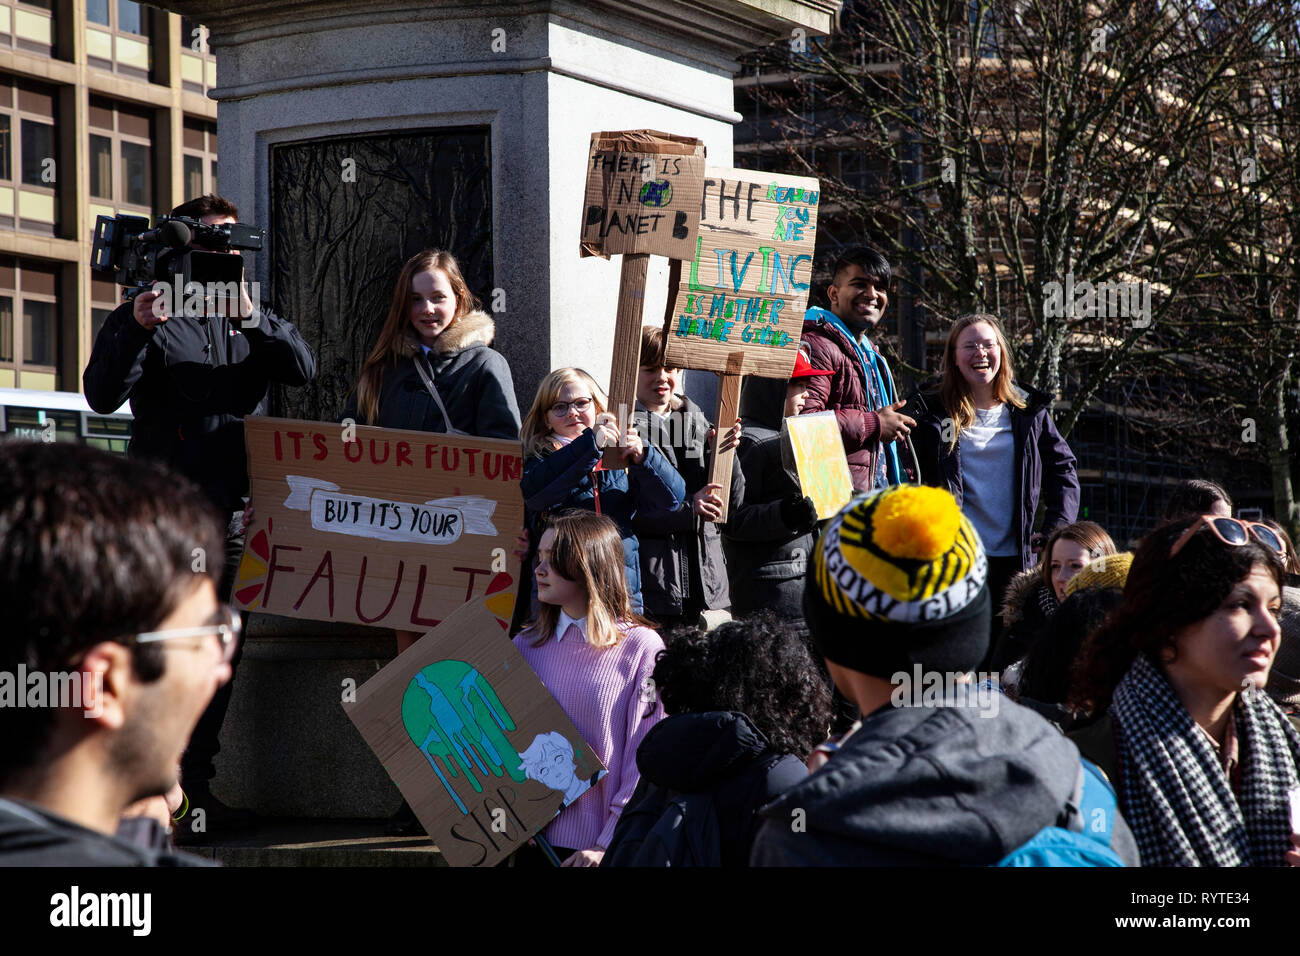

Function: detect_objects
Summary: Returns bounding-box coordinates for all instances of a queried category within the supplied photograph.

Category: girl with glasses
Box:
[1069,515,1300,866]
[910,313,1079,664]
[511,368,685,634]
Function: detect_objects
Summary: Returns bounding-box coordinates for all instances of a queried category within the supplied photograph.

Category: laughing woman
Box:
[911,313,1079,664]
[1069,515,1300,867]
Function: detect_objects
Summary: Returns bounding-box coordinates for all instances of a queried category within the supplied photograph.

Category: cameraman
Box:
[83,194,316,836]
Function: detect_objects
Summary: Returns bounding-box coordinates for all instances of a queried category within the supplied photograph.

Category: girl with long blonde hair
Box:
[511,510,664,867]
[912,313,1079,659]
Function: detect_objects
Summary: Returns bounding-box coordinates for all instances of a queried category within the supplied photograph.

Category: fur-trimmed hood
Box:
[398,309,496,358]
[1001,567,1057,630]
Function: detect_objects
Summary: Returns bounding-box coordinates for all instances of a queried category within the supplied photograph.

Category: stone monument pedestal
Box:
[154,0,840,820]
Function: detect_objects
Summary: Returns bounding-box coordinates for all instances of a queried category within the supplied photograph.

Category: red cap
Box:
[791,350,834,380]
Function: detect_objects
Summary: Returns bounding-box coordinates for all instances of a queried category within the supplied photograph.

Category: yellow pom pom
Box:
[870,486,961,561]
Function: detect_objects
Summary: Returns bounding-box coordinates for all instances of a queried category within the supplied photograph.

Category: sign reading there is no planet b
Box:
[580,129,706,261]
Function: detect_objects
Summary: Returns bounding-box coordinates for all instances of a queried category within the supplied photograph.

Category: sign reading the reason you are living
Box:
[232,417,523,632]
[664,166,820,379]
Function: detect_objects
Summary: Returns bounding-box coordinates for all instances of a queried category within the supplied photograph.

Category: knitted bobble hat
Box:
[804,485,990,679]
[1063,552,1134,599]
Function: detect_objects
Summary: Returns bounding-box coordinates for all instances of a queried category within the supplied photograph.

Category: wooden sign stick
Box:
[707,365,744,523]
[603,252,650,469]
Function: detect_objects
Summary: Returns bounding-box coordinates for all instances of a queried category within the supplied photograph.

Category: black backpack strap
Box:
[1057,761,1086,833]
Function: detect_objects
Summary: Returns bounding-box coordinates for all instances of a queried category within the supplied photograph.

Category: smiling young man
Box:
[801,246,915,491]
[0,443,229,865]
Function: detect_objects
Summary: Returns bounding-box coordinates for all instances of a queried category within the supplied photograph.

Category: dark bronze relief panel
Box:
[268,128,493,421]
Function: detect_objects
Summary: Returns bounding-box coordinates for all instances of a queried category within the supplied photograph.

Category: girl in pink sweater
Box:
[513,509,664,867]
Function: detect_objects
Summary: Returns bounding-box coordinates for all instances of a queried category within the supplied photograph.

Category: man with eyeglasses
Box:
[800,245,915,491]
[0,442,232,865]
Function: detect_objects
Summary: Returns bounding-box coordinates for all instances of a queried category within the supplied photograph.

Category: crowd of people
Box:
[2,194,1299,868]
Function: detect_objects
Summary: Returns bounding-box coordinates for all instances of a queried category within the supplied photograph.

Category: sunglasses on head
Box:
[1168,515,1286,559]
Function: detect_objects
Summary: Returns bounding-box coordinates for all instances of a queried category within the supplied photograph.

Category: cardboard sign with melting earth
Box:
[233,417,522,631]
[345,598,607,867]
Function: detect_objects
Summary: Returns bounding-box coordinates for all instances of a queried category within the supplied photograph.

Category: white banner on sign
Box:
[282,475,498,545]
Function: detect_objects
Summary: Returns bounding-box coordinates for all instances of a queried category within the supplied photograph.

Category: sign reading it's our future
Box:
[580,129,706,261]
[663,166,820,379]
[233,417,523,632]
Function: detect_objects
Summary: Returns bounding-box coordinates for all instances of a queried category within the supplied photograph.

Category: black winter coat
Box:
[339,311,520,439]
[723,377,816,619]
[911,384,1079,571]
[83,299,316,512]
[602,711,807,867]
[631,395,743,618]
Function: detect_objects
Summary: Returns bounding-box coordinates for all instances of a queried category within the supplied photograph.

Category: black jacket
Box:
[751,696,1140,866]
[83,299,316,512]
[0,797,211,867]
[631,395,743,618]
[339,310,520,439]
[603,711,807,867]
[911,383,1079,571]
[723,376,816,618]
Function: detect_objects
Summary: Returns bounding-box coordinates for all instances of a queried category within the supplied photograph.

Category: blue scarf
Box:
[804,307,903,485]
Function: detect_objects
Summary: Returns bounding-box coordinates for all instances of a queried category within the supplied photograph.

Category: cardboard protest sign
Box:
[345,598,606,867]
[663,167,820,379]
[580,129,706,261]
[233,417,522,631]
[782,411,854,519]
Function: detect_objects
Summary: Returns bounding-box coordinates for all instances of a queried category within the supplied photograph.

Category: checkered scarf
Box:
[1111,653,1300,866]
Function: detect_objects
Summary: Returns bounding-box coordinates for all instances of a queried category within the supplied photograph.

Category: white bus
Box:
[0,388,132,454]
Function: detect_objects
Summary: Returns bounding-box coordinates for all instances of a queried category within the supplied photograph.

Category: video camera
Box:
[90,214,264,298]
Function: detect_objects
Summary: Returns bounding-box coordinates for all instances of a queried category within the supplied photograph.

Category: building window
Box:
[0,76,59,235]
[182,117,217,201]
[117,0,143,36]
[0,1,56,56]
[0,257,62,389]
[120,140,150,206]
[20,118,52,185]
[85,0,153,80]
[0,114,10,180]
[89,133,112,199]
[0,295,12,363]
[22,298,53,365]
[179,16,215,95]
[87,97,153,215]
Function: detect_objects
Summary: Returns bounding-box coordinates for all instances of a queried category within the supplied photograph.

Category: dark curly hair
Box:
[1019,587,1123,708]
[1068,515,1284,716]
[651,612,833,758]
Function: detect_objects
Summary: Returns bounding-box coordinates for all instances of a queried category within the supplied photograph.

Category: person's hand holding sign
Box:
[561,847,605,867]
[692,483,725,522]
[710,418,742,455]
[592,412,621,451]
